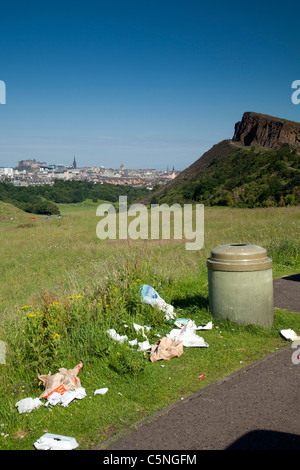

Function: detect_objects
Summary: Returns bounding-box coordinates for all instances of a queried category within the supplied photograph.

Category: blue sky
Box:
[0,0,299,170]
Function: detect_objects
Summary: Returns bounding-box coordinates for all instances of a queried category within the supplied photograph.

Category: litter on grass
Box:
[174,318,213,330]
[280,329,300,341]
[94,387,108,396]
[34,433,79,450]
[140,284,176,320]
[15,397,44,414]
[150,337,184,362]
[133,322,151,337]
[45,387,87,407]
[167,320,209,348]
[0,340,6,364]
[107,329,128,343]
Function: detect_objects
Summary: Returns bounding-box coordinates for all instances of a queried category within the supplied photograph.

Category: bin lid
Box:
[206,243,272,271]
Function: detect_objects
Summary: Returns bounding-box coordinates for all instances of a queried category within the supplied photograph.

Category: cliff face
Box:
[233,112,300,149]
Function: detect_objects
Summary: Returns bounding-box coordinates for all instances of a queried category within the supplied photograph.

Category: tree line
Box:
[156,144,300,208]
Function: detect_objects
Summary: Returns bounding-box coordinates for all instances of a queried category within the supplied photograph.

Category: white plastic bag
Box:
[280,329,300,341]
[34,433,79,450]
[15,397,44,414]
[167,320,209,347]
[94,387,108,396]
[107,329,128,343]
[45,387,87,407]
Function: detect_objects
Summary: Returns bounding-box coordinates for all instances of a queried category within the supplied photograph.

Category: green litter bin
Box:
[207,243,273,327]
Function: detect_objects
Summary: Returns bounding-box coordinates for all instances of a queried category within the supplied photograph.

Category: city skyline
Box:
[0,0,299,170]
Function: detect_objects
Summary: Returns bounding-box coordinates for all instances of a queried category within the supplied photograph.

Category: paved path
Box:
[94,275,300,451]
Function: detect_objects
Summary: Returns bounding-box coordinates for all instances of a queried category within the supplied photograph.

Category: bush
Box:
[266,238,300,267]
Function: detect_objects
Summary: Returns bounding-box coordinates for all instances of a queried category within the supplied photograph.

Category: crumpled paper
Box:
[34,433,79,450]
[15,397,44,414]
[140,284,176,320]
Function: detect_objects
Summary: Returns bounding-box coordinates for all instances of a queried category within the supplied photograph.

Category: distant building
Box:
[73,156,77,169]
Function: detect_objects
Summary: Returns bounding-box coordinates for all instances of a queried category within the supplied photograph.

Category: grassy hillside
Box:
[0,180,150,215]
[146,141,300,207]
[0,201,29,219]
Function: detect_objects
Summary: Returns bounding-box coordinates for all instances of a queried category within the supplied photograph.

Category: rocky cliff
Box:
[233,112,300,149]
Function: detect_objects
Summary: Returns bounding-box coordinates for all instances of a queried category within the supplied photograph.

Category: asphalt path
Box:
[94,275,300,451]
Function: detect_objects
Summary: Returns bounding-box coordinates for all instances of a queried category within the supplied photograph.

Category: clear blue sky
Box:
[0,0,299,170]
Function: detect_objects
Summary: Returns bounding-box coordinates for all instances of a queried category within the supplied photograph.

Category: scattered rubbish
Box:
[15,397,44,414]
[280,329,300,341]
[174,318,189,328]
[45,387,86,407]
[133,322,151,338]
[38,362,83,399]
[167,320,209,347]
[198,375,206,379]
[0,340,6,364]
[108,328,152,350]
[34,433,79,450]
[140,284,176,320]
[128,338,138,346]
[107,329,128,343]
[150,337,184,362]
[94,387,108,396]
[137,340,152,351]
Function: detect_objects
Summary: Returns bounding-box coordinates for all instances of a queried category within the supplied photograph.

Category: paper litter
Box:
[167,320,209,347]
[137,340,152,351]
[150,337,184,362]
[140,284,176,320]
[94,387,108,396]
[174,318,213,330]
[280,329,300,341]
[133,322,151,337]
[15,397,44,414]
[107,329,128,343]
[34,433,79,450]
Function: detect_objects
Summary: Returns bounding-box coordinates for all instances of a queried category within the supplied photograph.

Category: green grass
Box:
[0,203,300,449]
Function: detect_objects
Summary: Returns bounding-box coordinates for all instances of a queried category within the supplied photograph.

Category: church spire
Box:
[73,156,77,169]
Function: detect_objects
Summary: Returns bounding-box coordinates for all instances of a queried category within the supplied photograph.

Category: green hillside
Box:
[147,141,300,208]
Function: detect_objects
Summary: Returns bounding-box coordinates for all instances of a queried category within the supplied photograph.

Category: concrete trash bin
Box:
[207,243,273,327]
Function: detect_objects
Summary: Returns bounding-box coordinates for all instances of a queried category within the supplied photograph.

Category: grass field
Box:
[0,201,299,449]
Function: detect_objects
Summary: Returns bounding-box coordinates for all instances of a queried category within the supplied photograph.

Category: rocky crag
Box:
[138,111,300,207]
[233,112,300,149]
